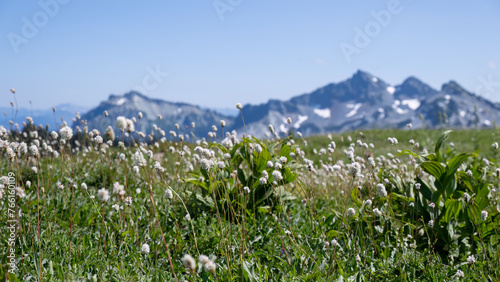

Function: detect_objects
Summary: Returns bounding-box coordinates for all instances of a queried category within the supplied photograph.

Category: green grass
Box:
[1,127,500,281]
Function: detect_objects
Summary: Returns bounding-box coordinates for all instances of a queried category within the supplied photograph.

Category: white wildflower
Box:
[97,188,110,202]
[428,219,434,228]
[125,196,132,206]
[272,170,283,181]
[481,210,488,221]
[203,260,216,274]
[181,254,196,272]
[141,243,150,254]
[376,183,387,197]
[59,126,73,141]
[166,189,173,199]
[347,208,356,217]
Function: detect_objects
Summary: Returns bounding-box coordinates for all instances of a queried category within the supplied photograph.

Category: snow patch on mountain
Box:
[377,108,385,119]
[401,99,421,110]
[392,100,408,114]
[314,108,331,118]
[294,115,308,128]
[115,98,127,106]
[346,103,362,118]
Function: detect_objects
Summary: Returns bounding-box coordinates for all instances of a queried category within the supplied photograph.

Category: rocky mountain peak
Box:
[395,76,437,99]
[441,81,468,95]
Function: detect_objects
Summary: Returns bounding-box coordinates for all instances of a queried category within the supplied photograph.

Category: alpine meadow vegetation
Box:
[2,106,500,281]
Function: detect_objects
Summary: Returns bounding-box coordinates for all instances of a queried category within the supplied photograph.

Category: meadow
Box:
[1,115,500,281]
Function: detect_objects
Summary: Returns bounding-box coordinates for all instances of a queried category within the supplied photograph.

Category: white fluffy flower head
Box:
[141,243,150,254]
[97,188,110,202]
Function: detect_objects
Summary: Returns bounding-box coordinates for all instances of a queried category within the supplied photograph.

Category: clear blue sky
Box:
[1,0,500,111]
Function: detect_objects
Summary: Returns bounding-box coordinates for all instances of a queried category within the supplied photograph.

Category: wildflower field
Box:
[1,117,500,281]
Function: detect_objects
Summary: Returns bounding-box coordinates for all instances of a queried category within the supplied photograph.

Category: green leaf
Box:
[323,214,335,226]
[420,161,445,179]
[435,130,453,161]
[416,177,434,201]
[250,235,263,245]
[389,192,412,203]
[237,168,248,186]
[279,144,291,159]
[255,148,271,173]
[255,186,275,206]
[257,206,270,213]
[283,167,297,183]
[475,186,490,210]
[442,199,462,223]
[8,273,21,282]
[351,187,362,207]
[195,193,215,208]
[121,230,134,237]
[184,177,209,191]
[242,261,257,281]
[396,150,419,158]
[445,153,476,178]
[326,229,341,238]
[442,175,457,199]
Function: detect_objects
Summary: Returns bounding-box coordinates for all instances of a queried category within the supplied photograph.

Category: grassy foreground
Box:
[1,125,500,281]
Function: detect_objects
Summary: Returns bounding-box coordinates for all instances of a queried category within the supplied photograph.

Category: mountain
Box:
[208,107,239,117]
[233,70,500,137]
[70,70,500,140]
[74,91,232,139]
[1,104,89,130]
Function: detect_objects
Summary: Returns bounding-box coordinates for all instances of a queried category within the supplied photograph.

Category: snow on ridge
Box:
[392,100,408,114]
[459,110,466,117]
[377,108,385,119]
[345,103,362,118]
[115,98,127,106]
[387,86,396,95]
[372,77,378,83]
[401,99,421,110]
[395,108,408,114]
[314,108,331,119]
[294,115,308,129]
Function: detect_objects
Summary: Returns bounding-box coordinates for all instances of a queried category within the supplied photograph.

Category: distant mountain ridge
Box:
[1,104,89,130]
[233,70,500,137]
[71,70,500,139]
[74,91,232,139]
